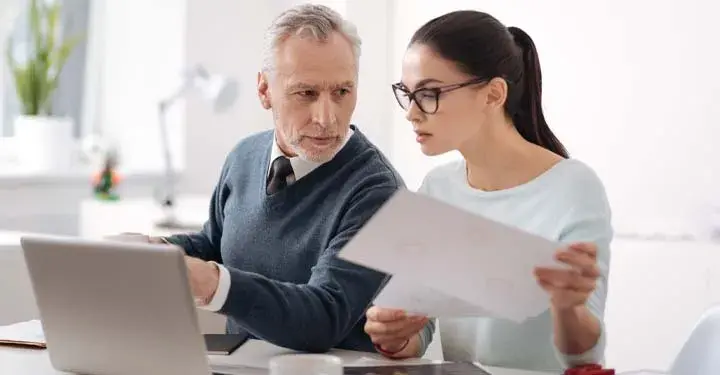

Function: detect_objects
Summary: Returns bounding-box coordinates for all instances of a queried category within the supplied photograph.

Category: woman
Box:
[364,10,613,372]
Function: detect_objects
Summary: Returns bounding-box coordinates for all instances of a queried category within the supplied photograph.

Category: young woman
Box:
[364,10,613,372]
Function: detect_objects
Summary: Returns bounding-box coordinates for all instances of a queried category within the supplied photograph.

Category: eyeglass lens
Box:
[393,86,438,114]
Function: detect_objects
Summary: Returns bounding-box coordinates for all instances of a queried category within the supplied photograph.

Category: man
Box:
[160,4,403,353]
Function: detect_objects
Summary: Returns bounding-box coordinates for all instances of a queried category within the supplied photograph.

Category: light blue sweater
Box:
[416,158,613,372]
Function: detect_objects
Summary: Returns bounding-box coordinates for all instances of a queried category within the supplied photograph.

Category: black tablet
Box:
[203,333,249,355]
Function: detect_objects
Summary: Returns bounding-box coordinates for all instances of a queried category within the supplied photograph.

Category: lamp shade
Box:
[197,73,239,113]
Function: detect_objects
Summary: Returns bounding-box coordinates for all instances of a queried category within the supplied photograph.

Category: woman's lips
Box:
[415,131,432,143]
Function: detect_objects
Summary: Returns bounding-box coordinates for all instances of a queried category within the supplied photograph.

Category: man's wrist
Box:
[199,262,230,312]
[202,261,221,305]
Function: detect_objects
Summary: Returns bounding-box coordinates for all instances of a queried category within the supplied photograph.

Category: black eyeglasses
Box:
[391,77,489,114]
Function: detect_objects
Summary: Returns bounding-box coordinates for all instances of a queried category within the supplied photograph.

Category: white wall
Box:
[179,0,279,194]
[345,0,395,156]
[391,0,720,235]
[604,238,720,372]
[90,0,187,175]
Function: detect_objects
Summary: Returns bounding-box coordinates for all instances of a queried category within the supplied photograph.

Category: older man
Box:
[161,4,402,353]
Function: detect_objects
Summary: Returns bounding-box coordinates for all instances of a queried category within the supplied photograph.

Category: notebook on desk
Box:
[0,319,248,356]
[0,320,46,349]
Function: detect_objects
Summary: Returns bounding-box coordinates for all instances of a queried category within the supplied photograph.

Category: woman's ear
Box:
[484,77,509,110]
[257,72,271,110]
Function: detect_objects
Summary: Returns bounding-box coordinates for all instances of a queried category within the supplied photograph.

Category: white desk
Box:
[79,195,210,239]
[0,339,550,375]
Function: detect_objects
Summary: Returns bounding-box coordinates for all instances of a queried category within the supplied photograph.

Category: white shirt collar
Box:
[268,128,354,181]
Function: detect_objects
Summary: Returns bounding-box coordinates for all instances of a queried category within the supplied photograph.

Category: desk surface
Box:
[0,339,551,375]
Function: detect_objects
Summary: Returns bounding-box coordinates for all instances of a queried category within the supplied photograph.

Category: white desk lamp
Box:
[156,65,238,230]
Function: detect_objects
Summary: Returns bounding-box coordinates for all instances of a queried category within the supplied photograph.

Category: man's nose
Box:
[312,95,337,128]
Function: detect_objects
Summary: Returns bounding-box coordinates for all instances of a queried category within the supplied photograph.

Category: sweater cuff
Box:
[199,262,231,312]
[417,319,436,357]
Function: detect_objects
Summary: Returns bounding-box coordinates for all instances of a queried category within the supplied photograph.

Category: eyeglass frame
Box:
[391,77,490,115]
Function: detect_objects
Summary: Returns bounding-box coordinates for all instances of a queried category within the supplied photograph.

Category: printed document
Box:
[339,189,565,322]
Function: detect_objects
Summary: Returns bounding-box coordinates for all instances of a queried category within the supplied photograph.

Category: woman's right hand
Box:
[364,306,429,358]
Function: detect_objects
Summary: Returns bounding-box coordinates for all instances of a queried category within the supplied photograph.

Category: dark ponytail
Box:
[507,27,568,158]
[410,11,569,158]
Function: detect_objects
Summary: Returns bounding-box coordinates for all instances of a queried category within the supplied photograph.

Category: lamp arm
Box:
[157,82,192,211]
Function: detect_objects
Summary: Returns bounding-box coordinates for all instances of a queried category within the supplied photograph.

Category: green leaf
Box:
[5,0,84,116]
[11,66,32,115]
[29,0,42,62]
[45,1,61,55]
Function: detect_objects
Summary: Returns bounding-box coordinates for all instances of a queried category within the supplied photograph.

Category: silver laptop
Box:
[21,235,222,375]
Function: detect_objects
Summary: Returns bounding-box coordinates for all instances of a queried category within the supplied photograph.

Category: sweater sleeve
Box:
[552,185,613,367]
[417,318,437,357]
[217,186,395,352]
[164,160,230,263]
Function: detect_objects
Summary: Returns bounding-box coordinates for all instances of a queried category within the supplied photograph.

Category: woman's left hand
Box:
[534,242,600,310]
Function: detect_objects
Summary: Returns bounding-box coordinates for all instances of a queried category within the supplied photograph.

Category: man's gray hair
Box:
[261,4,362,73]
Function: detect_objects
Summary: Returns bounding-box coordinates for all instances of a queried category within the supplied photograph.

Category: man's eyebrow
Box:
[287,81,355,91]
[331,81,355,89]
[286,82,318,91]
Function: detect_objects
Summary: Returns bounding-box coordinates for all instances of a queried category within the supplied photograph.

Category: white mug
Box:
[269,354,343,375]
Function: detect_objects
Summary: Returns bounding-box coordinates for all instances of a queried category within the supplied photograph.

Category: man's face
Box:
[257,31,358,163]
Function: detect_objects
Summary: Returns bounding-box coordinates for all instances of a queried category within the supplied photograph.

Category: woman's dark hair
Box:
[410,10,569,158]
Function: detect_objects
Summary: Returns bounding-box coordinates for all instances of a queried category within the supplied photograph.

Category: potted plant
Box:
[6,0,82,171]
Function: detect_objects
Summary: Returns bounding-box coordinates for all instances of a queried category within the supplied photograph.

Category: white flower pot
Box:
[14,115,75,172]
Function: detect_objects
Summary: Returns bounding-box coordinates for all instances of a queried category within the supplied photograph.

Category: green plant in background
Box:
[5,0,82,116]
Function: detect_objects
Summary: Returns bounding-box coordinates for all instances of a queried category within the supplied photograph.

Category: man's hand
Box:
[104,233,169,245]
[184,256,220,306]
[534,242,600,310]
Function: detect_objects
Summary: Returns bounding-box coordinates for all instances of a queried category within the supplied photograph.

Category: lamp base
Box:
[154,217,203,232]
[155,203,203,232]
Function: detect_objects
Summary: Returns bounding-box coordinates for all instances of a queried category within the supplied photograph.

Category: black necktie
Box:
[266,156,294,194]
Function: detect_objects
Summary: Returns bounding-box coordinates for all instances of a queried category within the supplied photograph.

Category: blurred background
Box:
[0,0,719,372]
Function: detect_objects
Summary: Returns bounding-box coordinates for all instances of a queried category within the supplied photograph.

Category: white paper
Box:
[339,189,565,322]
[374,276,499,318]
[0,319,46,345]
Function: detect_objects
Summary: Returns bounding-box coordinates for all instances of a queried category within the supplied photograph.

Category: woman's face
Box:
[396,43,501,156]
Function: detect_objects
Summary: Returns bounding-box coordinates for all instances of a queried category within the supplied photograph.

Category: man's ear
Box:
[257,71,271,110]
[483,77,508,110]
